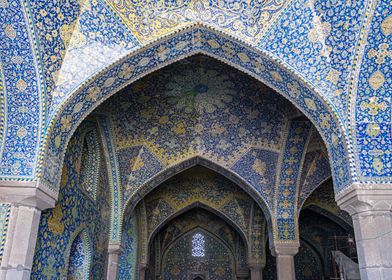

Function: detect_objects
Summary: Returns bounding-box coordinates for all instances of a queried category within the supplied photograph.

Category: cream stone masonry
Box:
[270,242,299,280]
[336,183,392,280]
[106,243,123,280]
[249,262,265,280]
[138,264,147,280]
[236,268,250,280]
[0,184,56,280]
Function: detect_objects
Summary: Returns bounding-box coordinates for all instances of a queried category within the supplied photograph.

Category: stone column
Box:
[235,268,249,280]
[336,183,392,280]
[106,243,123,280]
[0,184,56,280]
[138,264,147,280]
[270,242,299,280]
[248,263,264,280]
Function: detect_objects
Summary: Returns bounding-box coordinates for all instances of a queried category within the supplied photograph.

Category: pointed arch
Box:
[161,227,236,280]
[147,202,250,252]
[37,25,353,198]
[96,114,123,243]
[123,156,272,225]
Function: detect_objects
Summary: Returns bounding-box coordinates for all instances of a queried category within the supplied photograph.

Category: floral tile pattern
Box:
[1,1,391,274]
[103,0,292,44]
[0,0,390,191]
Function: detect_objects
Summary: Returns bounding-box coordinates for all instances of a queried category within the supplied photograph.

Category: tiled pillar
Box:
[0,185,56,280]
[270,242,299,280]
[337,184,392,280]
[106,243,123,280]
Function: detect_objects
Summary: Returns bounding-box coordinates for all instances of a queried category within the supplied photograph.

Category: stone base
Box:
[0,185,56,280]
[106,243,123,280]
[337,183,392,280]
[270,242,299,280]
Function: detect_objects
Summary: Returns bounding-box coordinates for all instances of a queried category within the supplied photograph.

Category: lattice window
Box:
[192,233,205,257]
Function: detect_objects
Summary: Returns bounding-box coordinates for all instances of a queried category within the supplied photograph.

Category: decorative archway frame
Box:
[124,157,268,265]
[123,156,272,226]
[95,114,123,243]
[160,227,237,278]
[37,25,353,198]
[146,202,250,256]
[274,119,312,242]
[0,0,45,180]
[143,203,252,270]
[63,226,93,280]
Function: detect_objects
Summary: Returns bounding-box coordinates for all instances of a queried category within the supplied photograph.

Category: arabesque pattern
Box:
[103,0,291,44]
[0,0,390,192]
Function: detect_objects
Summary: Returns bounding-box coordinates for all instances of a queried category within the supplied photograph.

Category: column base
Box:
[270,242,299,280]
[248,264,264,280]
[336,183,392,280]
[106,243,123,280]
[0,185,56,280]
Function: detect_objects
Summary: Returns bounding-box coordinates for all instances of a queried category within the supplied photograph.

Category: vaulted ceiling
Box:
[0,0,390,193]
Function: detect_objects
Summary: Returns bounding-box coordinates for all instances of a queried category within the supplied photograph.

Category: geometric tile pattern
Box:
[91,55,351,241]
[104,56,290,204]
[261,0,367,124]
[231,148,279,207]
[67,54,356,243]
[274,120,311,241]
[96,115,123,243]
[28,0,139,119]
[78,129,101,200]
[298,150,331,209]
[128,167,266,270]
[66,230,91,280]
[149,208,249,274]
[136,167,264,262]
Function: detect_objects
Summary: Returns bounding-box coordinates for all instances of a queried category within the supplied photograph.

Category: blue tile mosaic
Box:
[0,0,390,193]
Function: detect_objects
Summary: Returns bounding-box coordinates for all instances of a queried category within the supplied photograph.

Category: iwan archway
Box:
[21,54,361,280]
[1,1,391,279]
